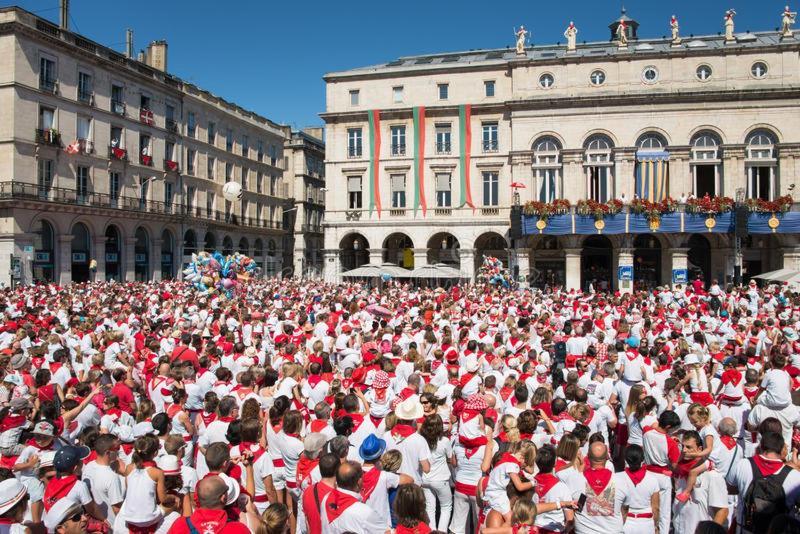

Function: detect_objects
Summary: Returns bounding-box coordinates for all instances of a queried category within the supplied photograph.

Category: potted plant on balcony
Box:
[685,194,735,215]
[629,197,678,230]
[745,195,793,214]
[576,199,624,221]
[521,199,570,220]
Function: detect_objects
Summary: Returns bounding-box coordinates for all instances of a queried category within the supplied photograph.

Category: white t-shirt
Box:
[422,437,453,483]
[454,443,485,487]
[672,470,729,534]
[759,369,792,409]
[533,478,573,532]
[729,456,800,531]
[361,466,401,529]
[394,432,431,484]
[572,470,624,534]
[83,461,126,524]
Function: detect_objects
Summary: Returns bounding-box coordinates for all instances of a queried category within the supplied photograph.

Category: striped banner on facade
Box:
[368,110,382,217]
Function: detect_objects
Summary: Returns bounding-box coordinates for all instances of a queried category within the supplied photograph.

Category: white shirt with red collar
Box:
[320,487,386,534]
[533,471,573,532]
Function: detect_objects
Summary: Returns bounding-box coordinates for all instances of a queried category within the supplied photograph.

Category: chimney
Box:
[147,40,168,72]
[59,0,69,30]
[126,29,134,58]
[137,50,145,62]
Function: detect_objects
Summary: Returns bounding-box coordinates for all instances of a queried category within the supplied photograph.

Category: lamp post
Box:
[735,187,745,286]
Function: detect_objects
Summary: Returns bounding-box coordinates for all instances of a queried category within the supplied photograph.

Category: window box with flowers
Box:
[745,195,792,214]
[576,199,624,220]
[685,195,735,215]
[521,199,571,220]
[629,197,678,230]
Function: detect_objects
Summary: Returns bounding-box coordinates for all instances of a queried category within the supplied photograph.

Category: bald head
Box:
[196,476,227,509]
[336,460,363,492]
[718,417,738,437]
[484,393,496,407]
[588,441,608,467]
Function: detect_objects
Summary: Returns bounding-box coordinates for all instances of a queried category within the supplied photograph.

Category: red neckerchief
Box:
[550,412,573,423]
[82,450,97,465]
[497,432,510,443]
[324,488,360,523]
[200,412,217,426]
[43,474,78,511]
[461,408,482,423]
[534,472,559,499]
[753,455,785,476]
[626,467,647,486]
[583,467,612,494]
[218,416,236,423]
[499,387,513,402]
[49,362,63,374]
[310,420,328,433]
[555,458,570,472]
[0,414,27,432]
[459,373,476,388]
[104,408,122,422]
[296,455,319,488]
[720,435,737,450]
[360,465,382,501]
[307,375,323,388]
[25,439,51,451]
[391,424,415,440]
[396,523,432,534]
[496,453,521,468]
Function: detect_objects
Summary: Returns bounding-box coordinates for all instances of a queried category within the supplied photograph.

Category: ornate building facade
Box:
[322,10,800,289]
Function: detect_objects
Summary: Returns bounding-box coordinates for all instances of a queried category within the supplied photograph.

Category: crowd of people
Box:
[0,275,798,534]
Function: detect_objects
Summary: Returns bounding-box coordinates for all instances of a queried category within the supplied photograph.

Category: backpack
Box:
[554,341,567,365]
[743,458,792,534]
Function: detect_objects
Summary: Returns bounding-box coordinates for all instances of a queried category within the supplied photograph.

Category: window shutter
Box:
[436,174,451,191]
[391,175,405,191]
[348,176,361,192]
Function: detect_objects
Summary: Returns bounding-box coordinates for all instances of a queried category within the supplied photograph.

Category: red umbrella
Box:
[366,304,392,317]
[511,182,526,189]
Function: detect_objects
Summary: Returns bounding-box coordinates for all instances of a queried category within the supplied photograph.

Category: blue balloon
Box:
[381,273,392,282]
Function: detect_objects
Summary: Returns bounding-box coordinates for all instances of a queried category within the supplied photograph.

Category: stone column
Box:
[413,248,427,271]
[719,247,736,285]
[151,238,162,281]
[782,247,800,271]
[459,248,476,281]
[667,146,691,198]
[613,147,637,201]
[670,247,690,289]
[124,237,137,282]
[564,248,581,291]
[322,249,340,281]
[58,234,73,285]
[617,248,634,294]
[721,145,746,197]
[561,149,584,203]
[368,248,383,266]
[92,236,107,282]
[516,248,531,284]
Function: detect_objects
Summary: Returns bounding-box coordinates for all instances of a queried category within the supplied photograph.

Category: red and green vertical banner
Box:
[368,110,382,217]
[413,106,427,216]
[459,104,474,209]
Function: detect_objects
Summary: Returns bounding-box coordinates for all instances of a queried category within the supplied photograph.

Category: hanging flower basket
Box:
[521,199,571,221]
[685,195,734,215]
[575,199,623,221]
[745,195,793,214]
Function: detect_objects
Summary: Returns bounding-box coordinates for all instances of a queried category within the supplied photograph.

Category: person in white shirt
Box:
[672,431,729,534]
[615,444,660,534]
[319,461,386,534]
[389,398,431,485]
[357,434,413,530]
[419,415,454,531]
[755,353,792,410]
[533,445,575,533]
[82,434,125,525]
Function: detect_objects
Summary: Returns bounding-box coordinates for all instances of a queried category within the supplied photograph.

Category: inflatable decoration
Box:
[182,250,261,299]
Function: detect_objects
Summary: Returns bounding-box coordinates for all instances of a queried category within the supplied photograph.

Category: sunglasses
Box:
[66,509,85,523]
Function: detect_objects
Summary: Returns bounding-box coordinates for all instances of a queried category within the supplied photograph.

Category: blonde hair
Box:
[381,449,403,472]
[500,415,520,443]
[625,384,646,418]
[256,503,290,534]
[556,433,580,463]
[511,500,538,527]
[687,403,711,425]
[509,440,537,468]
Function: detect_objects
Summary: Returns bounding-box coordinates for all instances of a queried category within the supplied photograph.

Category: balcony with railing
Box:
[301,224,323,234]
[140,153,153,166]
[39,78,57,93]
[111,100,126,116]
[391,143,406,156]
[78,90,93,104]
[483,140,499,153]
[109,145,127,161]
[0,181,285,231]
[35,129,61,147]
[166,119,179,133]
[436,142,451,155]
[164,159,179,173]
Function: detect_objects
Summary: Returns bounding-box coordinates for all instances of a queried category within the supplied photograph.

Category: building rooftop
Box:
[325,30,796,80]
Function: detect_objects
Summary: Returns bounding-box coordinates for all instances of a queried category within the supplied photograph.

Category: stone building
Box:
[0,6,292,286]
[321,9,800,289]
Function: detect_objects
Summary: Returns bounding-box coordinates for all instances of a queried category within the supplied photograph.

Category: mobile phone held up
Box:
[576,494,587,513]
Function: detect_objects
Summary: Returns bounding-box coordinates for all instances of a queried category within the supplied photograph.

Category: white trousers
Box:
[423,480,453,532]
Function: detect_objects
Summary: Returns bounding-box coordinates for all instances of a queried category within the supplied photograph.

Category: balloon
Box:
[222,181,243,202]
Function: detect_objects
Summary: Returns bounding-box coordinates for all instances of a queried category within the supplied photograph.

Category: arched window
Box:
[584,135,614,202]
[746,129,778,200]
[238,237,249,255]
[532,136,562,202]
[690,131,722,197]
[134,227,149,281]
[635,132,670,202]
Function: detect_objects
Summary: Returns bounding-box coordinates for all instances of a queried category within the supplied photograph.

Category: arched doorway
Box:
[254,239,265,275]
[238,237,249,256]
[688,234,712,285]
[266,239,279,276]
[531,236,564,289]
[222,236,233,256]
[134,227,150,281]
[161,229,174,279]
[204,232,217,252]
[105,225,122,281]
[581,235,612,291]
[339,233,369,272]
[32,219,55,282]
[427,233,460,267]
[474,232,508,275]
[383,233,414,269]
[71,222,91,282]
[634,234,661,289]
[183,230,197,255]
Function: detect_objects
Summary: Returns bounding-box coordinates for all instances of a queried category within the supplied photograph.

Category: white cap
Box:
[0,479,26,515]
[157,454,181,476]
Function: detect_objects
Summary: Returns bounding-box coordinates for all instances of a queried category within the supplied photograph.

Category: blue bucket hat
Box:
[359,434,387,462]
[626,336,640,348]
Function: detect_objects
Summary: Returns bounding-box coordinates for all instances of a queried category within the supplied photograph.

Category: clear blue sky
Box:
[14,0,791,129]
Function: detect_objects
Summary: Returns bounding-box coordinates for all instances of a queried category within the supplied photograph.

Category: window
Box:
[225,162,233,182]
[347,176,362,209]
[482,122,498,152]
[590,70,606,86]
[77,116,91,141]
[165,141,175,162]
[109,172,120,204]
[435,124,451,154]
[257,140,264,162]
[438,83,449,100]
[207,156,215,180]
[269,145,278,166]
[140,94,151,112]
[392,86,404,104]
[534,136,562,202]
[226,128,234,152]
[187,186,196,213]
[242,135,249,158]
[242,168,248,190]
[751,62,768,79]
[390,126,406,156]
[76,166,89,202]
[637,133,666,151]
[111,84,124,114]
[482,171,499,206]
[38,159,53,197]
[691,133,721,197]
[270,175,278,195]
[165,104,176,131]
[585,135,613,202]
[347,128,363,158]
[436,173,452,207]
[186,148,196,175]
[110,126,123,148]
[39,106,55,130]
[139,134,152,164]
[539,73,554,88]
[164,182,173,210]
[39,57,56,92]
[391,174,406,208]
[642,66,659,83]
[484,80,495,97]
[187,112,196,138]
[746,130,777,200]
[208,122,216,145]
[256,172,263,194]
[206,192,215,217]
[77,72,92,102]
[349,90,360,106]
[696,65,713,81]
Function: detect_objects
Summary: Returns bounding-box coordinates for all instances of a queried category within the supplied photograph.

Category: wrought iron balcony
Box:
[391,143,407,156]
[483,140,499,153]
[35,129,61,147]
[111,100,126,116]
[436,142,451,154]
